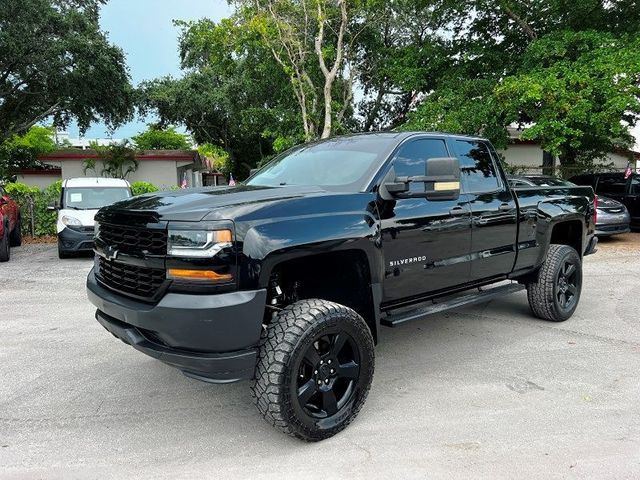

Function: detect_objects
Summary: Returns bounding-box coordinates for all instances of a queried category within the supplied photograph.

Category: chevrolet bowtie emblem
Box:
[104,246,119,261]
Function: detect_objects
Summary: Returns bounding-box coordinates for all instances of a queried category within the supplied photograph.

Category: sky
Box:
[79,0,233,140]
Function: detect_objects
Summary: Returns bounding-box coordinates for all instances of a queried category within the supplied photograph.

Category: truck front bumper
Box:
[86,269,267,383]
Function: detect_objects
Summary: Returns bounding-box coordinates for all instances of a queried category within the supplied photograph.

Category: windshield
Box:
[246,136,393,191]
[63,187,131,210]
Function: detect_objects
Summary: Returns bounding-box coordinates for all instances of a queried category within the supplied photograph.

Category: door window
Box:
[596,175,627,196]
[393,139,449,192]
[631,175,640,195]
[451,140,501,193]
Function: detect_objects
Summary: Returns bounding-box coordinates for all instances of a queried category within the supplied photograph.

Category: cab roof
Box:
[62,177,131,188]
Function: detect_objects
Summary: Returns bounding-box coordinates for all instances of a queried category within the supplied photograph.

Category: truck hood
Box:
[97,185,328,222]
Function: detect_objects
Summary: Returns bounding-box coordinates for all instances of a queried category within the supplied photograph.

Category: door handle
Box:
[498,203,512,212]
[449,206,467,216]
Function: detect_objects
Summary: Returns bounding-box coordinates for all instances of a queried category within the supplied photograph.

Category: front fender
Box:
[238,212,383,289]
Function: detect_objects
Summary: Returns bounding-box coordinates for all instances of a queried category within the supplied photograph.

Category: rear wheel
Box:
[527,244,582,322]
[9,215,22,247]
[0,224,10,262]
[252,299,375,441]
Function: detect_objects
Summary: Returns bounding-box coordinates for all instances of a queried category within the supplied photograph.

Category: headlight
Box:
[61,215,82,227]
[167,229,233,257]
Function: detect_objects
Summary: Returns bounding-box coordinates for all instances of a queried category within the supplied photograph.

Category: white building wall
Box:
[57,160,183,189]
[607,152,633,169]
[15,173,61,189]
[498,144,544,168]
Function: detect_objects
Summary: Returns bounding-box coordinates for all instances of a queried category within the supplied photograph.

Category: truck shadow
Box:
[138,294,542,445]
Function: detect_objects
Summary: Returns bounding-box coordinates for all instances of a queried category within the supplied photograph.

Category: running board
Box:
[380,283,525,327]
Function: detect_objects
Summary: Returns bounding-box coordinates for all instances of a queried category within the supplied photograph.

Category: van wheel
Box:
[0,224,10,262]
[527,244,582,322]
[10,215,22,246]
[58,242,72,259]
[252,299,375,441]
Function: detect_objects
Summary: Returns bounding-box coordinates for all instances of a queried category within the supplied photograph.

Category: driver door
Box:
[379,138,472,304]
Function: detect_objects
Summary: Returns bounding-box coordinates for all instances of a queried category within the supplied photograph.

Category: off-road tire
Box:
[9,215,22,247]
[252,299,375,442]
[527,244,582,322]
[0,223,10,262]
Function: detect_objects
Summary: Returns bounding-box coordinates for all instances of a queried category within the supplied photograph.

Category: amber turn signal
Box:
[167,268,233,282]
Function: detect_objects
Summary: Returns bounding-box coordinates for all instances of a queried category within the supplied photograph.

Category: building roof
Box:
[39,149,199,162]
[63,177,131,188]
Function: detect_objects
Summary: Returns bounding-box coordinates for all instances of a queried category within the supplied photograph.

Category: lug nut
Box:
[314,370,318,375]
[325,379,330,384]
[330,369,335,374]
[320,360,324,365]
[328,360,332,364]
[317,380,322,386]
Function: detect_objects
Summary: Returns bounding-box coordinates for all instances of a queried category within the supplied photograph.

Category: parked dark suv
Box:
[570,172,640,229]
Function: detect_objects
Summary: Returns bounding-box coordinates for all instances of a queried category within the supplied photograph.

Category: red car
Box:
[0,185,21,261]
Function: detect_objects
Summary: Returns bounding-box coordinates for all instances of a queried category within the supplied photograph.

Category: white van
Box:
[52,177,132,258]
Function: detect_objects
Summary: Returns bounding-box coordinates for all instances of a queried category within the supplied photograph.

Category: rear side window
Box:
[596,175,627,196]
[393,139,449,192]
[452,140,500,193]
[631,175,640,195]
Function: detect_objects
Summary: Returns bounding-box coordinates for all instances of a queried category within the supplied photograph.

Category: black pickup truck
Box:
[87,132,597,441]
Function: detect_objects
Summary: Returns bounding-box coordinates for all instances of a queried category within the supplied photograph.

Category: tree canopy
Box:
[137,0,640,173]
[0,0,133,143]
[0,125,57,181]
[131,125,191,150]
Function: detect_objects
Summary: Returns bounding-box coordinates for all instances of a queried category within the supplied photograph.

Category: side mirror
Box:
[379,157,461,201]
[423,157,461,201]
[47,201,58,211]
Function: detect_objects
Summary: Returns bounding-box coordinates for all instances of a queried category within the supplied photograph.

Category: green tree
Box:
[0,125,57,181]
[0,0,134,143]
[402,1,640,169]
[496,31,640,167]
[139,17,301,177]
[233,0,352,139]
[131,125,191,150]
[86,141,139,179]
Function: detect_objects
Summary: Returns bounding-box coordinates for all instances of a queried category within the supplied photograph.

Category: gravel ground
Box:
[0,238,639,480]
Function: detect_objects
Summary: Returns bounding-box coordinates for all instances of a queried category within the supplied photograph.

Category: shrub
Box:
[4,181,60,236]
[130,181,159,196]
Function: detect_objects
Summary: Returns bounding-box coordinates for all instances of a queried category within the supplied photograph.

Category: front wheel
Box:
[58,241,72,259]
[527,244,583,322]
[10,215,22,247]
[252,299,375,441]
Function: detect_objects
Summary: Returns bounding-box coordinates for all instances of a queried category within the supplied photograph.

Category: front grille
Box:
[99,223,167,255]
[97,256,165,299]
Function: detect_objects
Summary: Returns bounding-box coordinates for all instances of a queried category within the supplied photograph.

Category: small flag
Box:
[180,172,188,189]
[228,174,236,187]
[624,163,632,179]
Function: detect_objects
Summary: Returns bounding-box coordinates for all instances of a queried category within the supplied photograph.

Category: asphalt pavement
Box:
[1,236,639,479]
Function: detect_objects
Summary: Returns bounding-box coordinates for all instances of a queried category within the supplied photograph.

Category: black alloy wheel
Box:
[556,258,580,311]
[296,330,360,419]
